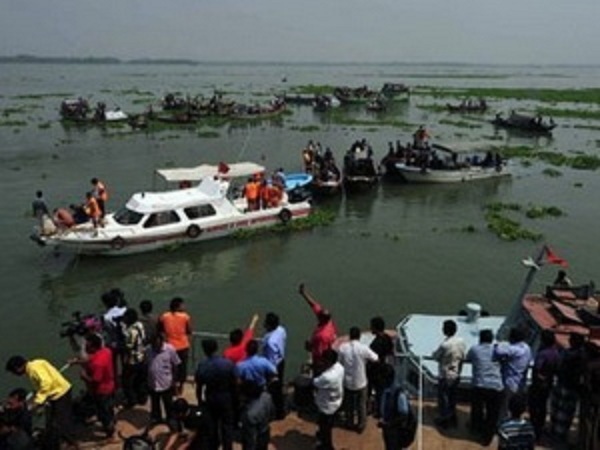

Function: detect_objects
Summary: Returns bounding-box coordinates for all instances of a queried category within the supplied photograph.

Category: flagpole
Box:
[497,245,547,341]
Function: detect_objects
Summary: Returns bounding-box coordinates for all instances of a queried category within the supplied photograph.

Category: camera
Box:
[59,312,102,338]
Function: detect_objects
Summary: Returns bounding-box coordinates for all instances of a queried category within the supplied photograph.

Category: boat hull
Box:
[395,163,510,184]
[39,204,311,256]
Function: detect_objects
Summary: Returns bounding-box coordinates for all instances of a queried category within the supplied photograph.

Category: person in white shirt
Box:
[337,326,378,432]
[432,319,466,428]
[313,349,344,450]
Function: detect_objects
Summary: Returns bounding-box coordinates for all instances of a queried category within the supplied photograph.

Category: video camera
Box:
[59,311,102,338]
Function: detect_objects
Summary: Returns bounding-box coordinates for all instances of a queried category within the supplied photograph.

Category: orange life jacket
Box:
[245,181,259,201]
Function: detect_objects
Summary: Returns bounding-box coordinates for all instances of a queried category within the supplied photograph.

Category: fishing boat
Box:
[60,99,128,124]
[342,148,379,193]
[380,82,410,101]
[231,97,286,120]
[312,95,340,112]
[446,100,487,113]
[491,112,556,134]
[33,163,311,256]
[394,144,509,184]
[333,86,378,104]
[395,245,599,398]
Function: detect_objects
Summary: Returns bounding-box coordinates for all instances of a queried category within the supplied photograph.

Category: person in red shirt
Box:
[298,283,338,375]
[73,333,116,438]
[223,314,259,364]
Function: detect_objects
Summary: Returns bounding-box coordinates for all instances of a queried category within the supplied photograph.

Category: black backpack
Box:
[387,388,417,448]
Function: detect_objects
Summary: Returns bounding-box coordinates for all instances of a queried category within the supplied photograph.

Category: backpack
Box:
[387,387,417,448]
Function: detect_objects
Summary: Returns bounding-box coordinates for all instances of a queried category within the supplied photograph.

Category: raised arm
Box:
[248,314,259,332]
[298,283,323,314]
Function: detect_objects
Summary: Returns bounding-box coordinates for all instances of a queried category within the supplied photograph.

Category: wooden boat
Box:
[395,144,509,183]
[283,94,315,106]
[33,163,311,256]
[60,99,128,124]
[231,98,286,120]
[396,163,509,184]
[491,112,556,134]
[365,96,388,112]
[342,149,379,192]
[446,101,487,113]
[380,82,410,101]
[312,95,340,112]
[333,86,378,104]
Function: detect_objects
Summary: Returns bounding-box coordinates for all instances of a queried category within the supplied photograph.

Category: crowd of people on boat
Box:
[302,140,341,185]
[380,126,504,173]
[31,178,109,236]
[343,139,377,178]
[430,274,600,449]
[241,171,285,212]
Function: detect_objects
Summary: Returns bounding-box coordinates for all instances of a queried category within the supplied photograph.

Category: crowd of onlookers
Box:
[431,307,600,450]
[3,277,600,450]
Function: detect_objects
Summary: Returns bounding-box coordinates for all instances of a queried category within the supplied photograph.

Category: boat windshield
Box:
[113,207,144,225]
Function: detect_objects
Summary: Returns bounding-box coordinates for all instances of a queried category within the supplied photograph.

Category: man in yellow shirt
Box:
[6,355,77,449]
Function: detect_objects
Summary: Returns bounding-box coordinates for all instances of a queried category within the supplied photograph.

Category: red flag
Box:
[544,245,568,267]
[217,161,230,174]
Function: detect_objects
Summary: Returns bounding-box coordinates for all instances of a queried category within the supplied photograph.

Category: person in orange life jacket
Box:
[84,191,101,228]
[243,177,260,211]
[91,178,108,217]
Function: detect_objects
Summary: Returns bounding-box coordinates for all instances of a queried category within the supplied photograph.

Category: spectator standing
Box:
[139,299,158,346]
[239,381,275,450]
[121,308,147,407]
[550,333,586,442]
[494,327,532,421]
[580,343,600,450]
[465,329,503,445]
[337,326,378,432]
[195,339,237,450]
[377,364,416,450]
[159,297,192,394]
[367,316,394,418]
[236,340,277,389]
[432,319,466,428]
[262,312,287,420]
[73,333,116,437]
[298,283,338,375]
[224,314,259,364]
[528,329,560,441]
[147,334,180,424]
[497,394,535,450]
[313,349,344,450]
[5,356,77,450]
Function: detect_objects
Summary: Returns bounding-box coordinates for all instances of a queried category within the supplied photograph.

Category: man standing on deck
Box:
[91,177,108,217]
[432,319,466,428]
[5,355,77,450]
[298,283,338,375]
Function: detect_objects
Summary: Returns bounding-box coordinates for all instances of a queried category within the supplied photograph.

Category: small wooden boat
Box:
[313,95,340,112]
[333,86,378,104]
[343,149,379,192]
[231,98,286,120]
[380,82,410,101]
[446,101,487,113]
[491,112,556,134]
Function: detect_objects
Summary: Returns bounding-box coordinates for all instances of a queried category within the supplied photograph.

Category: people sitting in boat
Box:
[553,270,572,288]
[84,191,102,228]
[52,207,75,230]
[272,168,286,190]
[482,151,494,168]
[323,147,334,163]
[69,203,88,224]
[261,181,283,209]
[179,180,192,189]
[479,98,487,109]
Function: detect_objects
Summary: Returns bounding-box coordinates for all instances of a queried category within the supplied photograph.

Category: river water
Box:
[1,62,600,387]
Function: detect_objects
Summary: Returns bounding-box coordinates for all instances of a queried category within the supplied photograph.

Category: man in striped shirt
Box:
[497,394,535,450]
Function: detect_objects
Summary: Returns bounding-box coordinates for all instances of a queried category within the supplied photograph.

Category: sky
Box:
[1,0,599,65]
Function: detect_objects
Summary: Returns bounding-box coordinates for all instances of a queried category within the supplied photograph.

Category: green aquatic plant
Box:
[484,202,522,213]
[12,92,73,100]
[291,125,320,132]
[289,84,335,95]
[232,209,336,239]
[535,107,600,121]
[485,212,542,242]
[0,119,27,127]
[525,206,564,219]
[569,154,600,170]
[414,87,600,104]
[38,122,52,129]
[438,119,482,129]
[197,131,220,138]
[542,168,562,177]
[497,146,534,158]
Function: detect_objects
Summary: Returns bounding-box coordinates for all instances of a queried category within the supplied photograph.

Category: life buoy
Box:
[278,208,292,224]
[111,236,125,250]
[186,224,202,239]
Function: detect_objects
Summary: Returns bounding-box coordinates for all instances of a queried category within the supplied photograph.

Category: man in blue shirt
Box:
[465,329,503,445]
[195,339,237,450]
[493,326,532,422]
[262,312,287,419]
[237,340,277,388]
